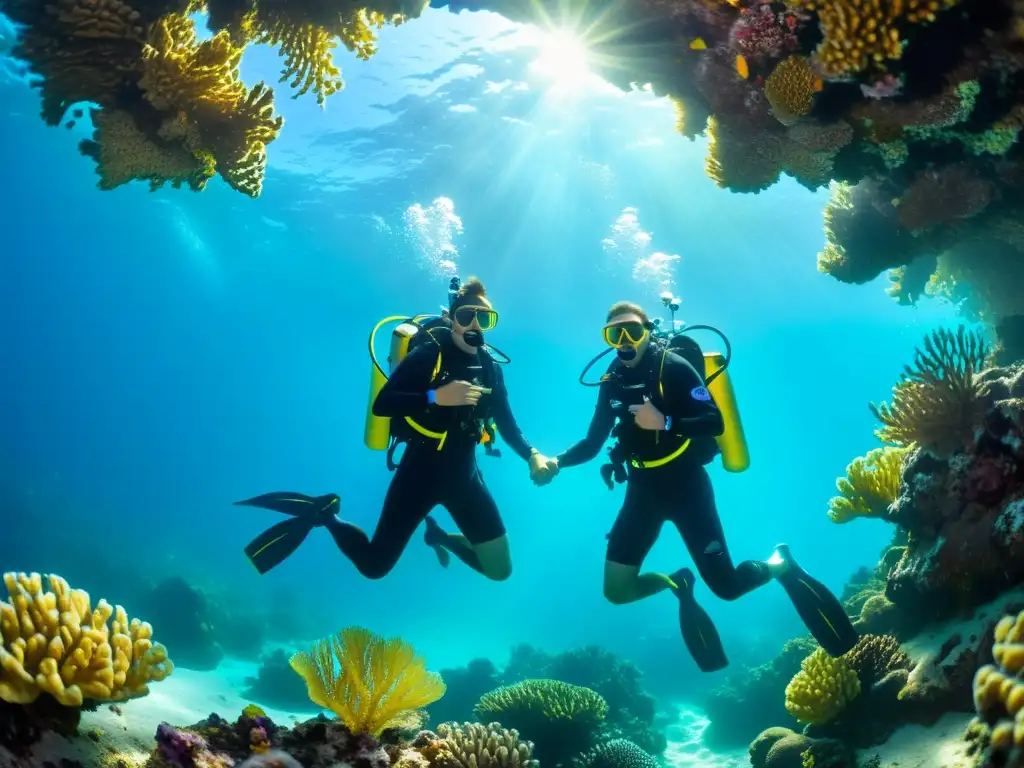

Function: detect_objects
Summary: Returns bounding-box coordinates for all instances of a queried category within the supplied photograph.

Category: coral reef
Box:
[967,609,1024,767]
[701,636,818,747]
[0,571,173,707]
[575,738,660,768]
[828,446,909,523]
[474,679,607,766]
[431,721,537,768]
[498,645,664,757]
[784,648,861,726]
[748,727,853,768]
[0,0,422,196]
[289,627,446,737]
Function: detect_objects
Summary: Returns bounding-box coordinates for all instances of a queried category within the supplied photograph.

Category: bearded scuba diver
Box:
[540,294,858,672]
[236,276,556,580]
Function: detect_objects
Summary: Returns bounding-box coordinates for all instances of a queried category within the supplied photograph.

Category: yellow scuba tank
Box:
[364,319,422,451]
[703,351,749,473]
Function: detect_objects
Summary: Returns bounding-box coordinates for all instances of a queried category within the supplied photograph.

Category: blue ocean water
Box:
[0,5,964,708]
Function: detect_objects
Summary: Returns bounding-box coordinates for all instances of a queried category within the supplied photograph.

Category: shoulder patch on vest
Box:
[690,386,711,402]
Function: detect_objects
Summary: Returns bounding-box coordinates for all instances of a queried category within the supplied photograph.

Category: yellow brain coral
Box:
[0,572,173,707]
[785,648,861,725]
[765,56,820,126]
[971,611,1024,761]
[290,626,446,737]
[795,0,961,78]
[828,445,909,523]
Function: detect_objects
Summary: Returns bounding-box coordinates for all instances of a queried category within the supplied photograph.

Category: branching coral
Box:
[434,721,538,768]
[289,626,446,737]
[784,649,861,725]
[796,0,962,78]
[969,610,1024,766]
[0,572,173,707]
[828,446,909,523]
[870,325,991,453]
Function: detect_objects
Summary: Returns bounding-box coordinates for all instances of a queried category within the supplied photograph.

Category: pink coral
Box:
[729,4,799,62]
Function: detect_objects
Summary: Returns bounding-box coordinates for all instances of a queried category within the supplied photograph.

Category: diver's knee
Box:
[705,578,743,601]
[603,582,631,605]
[485,563,512,582]
[359,559,396,580]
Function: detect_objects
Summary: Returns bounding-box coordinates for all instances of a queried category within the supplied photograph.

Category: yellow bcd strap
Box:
[403,343,448,450]
[631,346,691,469]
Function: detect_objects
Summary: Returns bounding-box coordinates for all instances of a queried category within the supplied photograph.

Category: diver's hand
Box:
[434,380,484,407]
[529,451,558,486]
[629,398,667,431]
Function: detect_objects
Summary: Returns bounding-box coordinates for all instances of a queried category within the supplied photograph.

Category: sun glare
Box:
[530,30,594,91]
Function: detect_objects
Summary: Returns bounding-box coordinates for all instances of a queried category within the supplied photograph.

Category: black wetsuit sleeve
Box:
[660,353,725,438]
[488,364,535,462]
[555,381,616,469]
[371,344,438,418]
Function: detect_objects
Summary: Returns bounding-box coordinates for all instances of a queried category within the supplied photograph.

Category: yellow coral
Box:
[870,325,990,453]
[785,648,861,725]
[705,117,782,193]
[764,56,820,126]
[436,722,537,768]
[796,0,960,78]
[140,14,247,113]
[971,611,1024,759]
[828,446,908,523]
[0,572,173,707]
[289,626,446,737]
[79,108,215,192]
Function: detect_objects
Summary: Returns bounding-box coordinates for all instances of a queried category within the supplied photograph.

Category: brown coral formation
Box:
[764,55,819,126]
[0,0,422,196]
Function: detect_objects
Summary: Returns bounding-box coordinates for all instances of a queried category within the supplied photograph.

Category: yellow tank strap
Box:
[404,338,447,450]
[403,417,448,450]
[630,345,688,468]
[631,438,691,469]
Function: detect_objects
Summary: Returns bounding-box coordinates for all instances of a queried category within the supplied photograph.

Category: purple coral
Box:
[155,722,234,768]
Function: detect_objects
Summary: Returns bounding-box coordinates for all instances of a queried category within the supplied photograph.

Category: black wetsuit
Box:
[557,343,771,601]
[325,333,534,579]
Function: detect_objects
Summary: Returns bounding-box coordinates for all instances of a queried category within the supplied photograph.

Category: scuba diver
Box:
[236,276,556,581]
[543,298,858,672]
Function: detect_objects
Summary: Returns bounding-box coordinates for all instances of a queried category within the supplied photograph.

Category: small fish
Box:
[689,37,707,51]
[813,77,824,92]
[735,54,749,79]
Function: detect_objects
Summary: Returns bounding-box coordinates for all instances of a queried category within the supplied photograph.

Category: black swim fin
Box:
[235,492,339,575]
[423,516,451,569]
[670,567,729,673]
[770,544,859,657]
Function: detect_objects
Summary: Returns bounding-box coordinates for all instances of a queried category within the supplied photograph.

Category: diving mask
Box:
[603,321,647,348]
[453,306,499,332]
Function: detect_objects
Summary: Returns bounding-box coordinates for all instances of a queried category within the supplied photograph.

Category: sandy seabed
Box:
[0,661,978,768]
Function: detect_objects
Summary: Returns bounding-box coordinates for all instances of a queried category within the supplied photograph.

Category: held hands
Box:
[434,380,484,407]
[629,398,667,431]
[529,451,559,487]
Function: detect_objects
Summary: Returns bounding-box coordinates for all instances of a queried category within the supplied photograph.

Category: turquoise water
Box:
[0,5,964,703]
